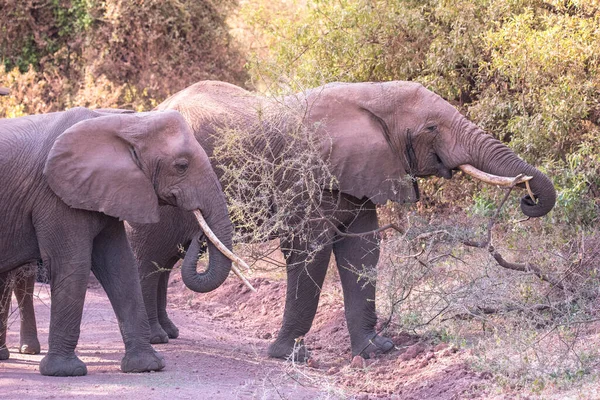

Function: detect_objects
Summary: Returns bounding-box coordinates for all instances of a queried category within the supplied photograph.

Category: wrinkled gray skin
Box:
[0,107,233,376]
[130,81,556,360]
[0,87,42,358]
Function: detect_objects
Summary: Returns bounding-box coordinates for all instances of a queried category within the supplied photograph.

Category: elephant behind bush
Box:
[127,80,556,362]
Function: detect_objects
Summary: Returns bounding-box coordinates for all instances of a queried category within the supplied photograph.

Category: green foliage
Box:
[243,0,600,226]
[1,0,94,74]
[548,149,600,225]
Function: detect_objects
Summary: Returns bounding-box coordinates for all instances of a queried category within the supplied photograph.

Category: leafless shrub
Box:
[373,192,600,390]
[206,96,599,390]
[210,99,339,257]
[0,263,38,329]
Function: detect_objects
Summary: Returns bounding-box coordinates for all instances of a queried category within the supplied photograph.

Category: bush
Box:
[0,0,247,115]
[242,0,600,225]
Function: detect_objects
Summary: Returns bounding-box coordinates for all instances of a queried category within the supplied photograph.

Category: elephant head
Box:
[43,109,235,290]
[296,82,556,217]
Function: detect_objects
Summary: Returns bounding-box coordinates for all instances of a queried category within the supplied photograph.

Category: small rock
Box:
[418,359,429,368]
[350,355,366,369]
[400,343,425,361]
[440,346,459,357]
[479,371,493,379]
[434,342,449,352]
[326,367,339,375]
[355,394,369,400]
[307,358,320,369]
[261,332,272,339]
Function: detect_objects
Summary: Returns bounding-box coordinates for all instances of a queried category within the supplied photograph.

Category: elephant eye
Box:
[173,159,189,174]
[425,125,437,132]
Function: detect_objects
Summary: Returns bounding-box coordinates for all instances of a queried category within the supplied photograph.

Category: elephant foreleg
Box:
[91,221,165,373]
[38,251,91,376]
[14,271,40,354]
[268,237,333,362]
[332,208,394,358]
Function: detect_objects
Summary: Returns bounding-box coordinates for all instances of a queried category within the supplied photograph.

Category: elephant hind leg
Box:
[92,220,164,373]
[157,266,179,339]
[15,269,41,355]
[332,208,394,358]
[268,238,333,362]
[139,255,180,344]
[0,272,11,360]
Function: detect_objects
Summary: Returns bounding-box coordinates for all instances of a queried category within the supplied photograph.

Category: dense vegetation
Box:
[240,0,600,226]
[0,0,246,114]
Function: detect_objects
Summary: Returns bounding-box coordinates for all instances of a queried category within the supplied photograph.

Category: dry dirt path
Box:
[0,281,332,400]
[1,270,491,400]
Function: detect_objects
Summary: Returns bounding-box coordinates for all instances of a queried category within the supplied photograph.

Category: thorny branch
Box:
[457,175,567,292]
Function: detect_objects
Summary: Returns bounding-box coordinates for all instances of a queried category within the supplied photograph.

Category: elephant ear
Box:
[305,83,418,205]
[44,111,160,224]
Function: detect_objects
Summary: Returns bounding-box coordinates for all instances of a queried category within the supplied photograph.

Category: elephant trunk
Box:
[463,129,556,218]
[181,199,234,293]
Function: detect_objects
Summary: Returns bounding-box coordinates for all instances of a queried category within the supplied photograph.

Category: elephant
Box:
[0,107,238,376]
[128,80,556,361]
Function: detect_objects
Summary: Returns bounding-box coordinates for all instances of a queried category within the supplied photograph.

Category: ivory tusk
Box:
[193,210,256,292]
[458,164,533,187]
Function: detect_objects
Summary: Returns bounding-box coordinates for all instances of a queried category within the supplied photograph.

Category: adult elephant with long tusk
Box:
[129,80,556,358]
[0,106,243,376]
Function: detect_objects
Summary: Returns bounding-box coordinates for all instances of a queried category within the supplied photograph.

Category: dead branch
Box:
[445,303,554,321]
[489,246,566,290]
[456,174,568,290]
[321,216,405,239]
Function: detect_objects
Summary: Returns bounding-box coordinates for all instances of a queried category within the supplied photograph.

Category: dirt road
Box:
[0,280,331,399]
[1,270,485,399]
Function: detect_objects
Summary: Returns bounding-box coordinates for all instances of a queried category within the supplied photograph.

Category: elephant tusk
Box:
[193,210,256,292]
[458,164,533,187]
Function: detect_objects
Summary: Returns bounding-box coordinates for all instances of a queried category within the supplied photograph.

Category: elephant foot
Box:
[0,345,9,360]
[353,333,394,358]
[267,336,310,363]
[149,324,169,344]
[20,337,41,355]
[159,318,179,339]
[121,348,165,373]
[40,353,87,376]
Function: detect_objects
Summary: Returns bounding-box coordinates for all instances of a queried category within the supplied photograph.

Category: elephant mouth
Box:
[160,191,178,207]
